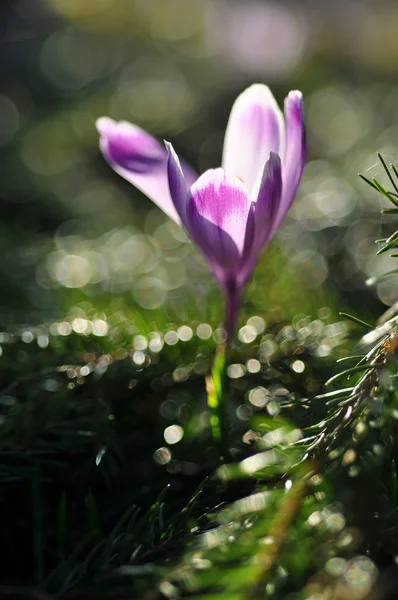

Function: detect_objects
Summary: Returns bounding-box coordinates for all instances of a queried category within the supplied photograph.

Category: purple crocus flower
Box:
[96,118,198,224]
[96,84,306,341]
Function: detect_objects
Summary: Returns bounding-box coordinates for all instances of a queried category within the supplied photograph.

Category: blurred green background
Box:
[1,0,398,332]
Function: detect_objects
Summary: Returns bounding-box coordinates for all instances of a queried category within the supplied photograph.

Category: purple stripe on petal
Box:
[186,168,251,270]
[165,141,188,225]
[253,152,282,249]
[273,91,306,232]
[97,117,164,173]
[222,84,285,196]
[238,152,282,286]
[96,117,197,225]
[242,202,256,260]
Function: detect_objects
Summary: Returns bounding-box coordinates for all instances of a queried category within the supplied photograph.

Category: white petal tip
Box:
[238,83,276,105]
[95,116,115,135]
[165,142,182,170]
[164,140,173,152]
[286,90,303,106]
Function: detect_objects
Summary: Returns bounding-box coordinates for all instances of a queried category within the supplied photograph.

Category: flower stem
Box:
[224,280,242,347]
[206,283,242,459]
[206,342,228,460]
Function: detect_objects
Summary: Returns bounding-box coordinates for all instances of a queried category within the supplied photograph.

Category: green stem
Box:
[206,342,229,460]
[206,280,242,458]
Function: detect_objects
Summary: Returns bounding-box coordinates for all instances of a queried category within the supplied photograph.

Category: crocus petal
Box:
[238,153,282,285]
[273,91,306,232]
[242,202,256,263]
[221,84,285,195]
[165,141,189,225]
[96,117,197,225]
[97,117,164,173]
[186,169,252,270]
[252,152,282,251]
